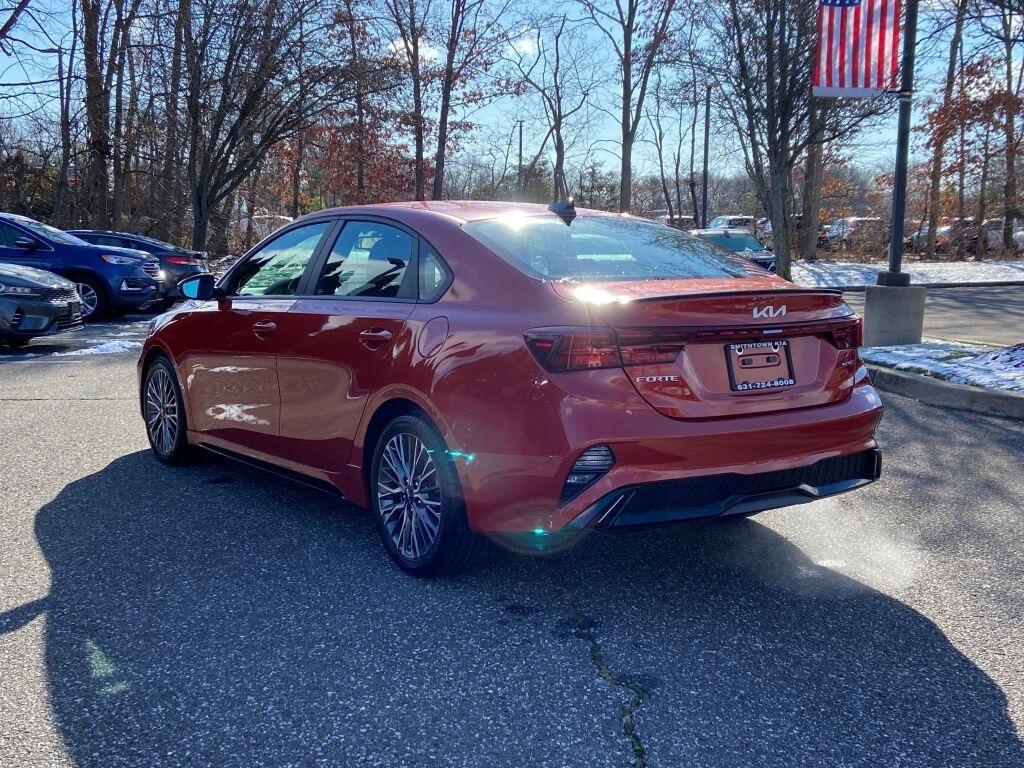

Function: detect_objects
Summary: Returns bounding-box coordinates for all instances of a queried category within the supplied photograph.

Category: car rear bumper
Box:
[565,448,881,529]
[455,379,884,534]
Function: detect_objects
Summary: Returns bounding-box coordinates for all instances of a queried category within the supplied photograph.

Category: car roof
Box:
[691,228,755,235]
[68,229,140,236]
[296,200,628,226]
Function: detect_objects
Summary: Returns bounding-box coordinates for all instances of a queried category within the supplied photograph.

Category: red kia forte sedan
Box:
[139,201,883,575]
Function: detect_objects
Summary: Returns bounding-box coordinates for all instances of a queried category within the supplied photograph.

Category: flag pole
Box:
[877,0,919,287]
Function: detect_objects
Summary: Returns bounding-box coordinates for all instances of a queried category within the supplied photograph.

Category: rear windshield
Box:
[700,232,765,252]
[462,215,752,281]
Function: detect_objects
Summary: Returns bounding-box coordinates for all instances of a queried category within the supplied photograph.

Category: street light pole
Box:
[878,0,920,287]
[516,120,524,197]
[701,83,711,228]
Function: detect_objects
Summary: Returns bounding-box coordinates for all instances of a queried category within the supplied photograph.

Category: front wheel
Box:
[73,276,111,320]
[370,414,483,576]
[142,357,194,464]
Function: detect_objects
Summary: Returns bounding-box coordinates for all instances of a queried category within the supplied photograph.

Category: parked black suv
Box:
[0,263,83,347]
[70,230,209,303]
[0,213,162,320]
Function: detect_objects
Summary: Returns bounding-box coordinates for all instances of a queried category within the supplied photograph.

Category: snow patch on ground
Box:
[54,339,143,356]
[793,260,1024,288]
[862,340,1024,393]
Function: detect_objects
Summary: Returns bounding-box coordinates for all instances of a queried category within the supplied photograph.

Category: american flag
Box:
[812,0,902,98]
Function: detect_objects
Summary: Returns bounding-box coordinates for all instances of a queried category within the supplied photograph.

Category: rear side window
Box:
[234,222,329,296]
[315,221,413,299]
[93,235,127,248]
[462,215,752,281]
[418,242,450,301]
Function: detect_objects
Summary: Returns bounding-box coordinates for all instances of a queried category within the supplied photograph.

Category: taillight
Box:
[165,256,204,266]
[615,329,687,365]
[524,329,620,372]
[829,317,863,350]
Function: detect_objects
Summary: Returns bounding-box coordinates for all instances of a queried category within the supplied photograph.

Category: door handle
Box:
[252,320,277,336]
[358,328,393,348]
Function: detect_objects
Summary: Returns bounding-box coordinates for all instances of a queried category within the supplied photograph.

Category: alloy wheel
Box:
[145,366,179,456]
[376,432,443,560]
[75,282,99,318]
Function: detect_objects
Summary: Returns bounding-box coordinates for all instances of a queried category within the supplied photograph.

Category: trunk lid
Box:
[553,278,862,419]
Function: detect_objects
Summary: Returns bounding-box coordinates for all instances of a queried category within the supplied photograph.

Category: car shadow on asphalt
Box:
[12,449,1024,767]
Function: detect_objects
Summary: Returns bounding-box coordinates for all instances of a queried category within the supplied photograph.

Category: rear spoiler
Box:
[628,287,843,302]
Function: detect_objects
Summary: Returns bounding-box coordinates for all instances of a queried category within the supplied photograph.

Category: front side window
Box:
[10,216,86,245]
[315,221,413,299]
[0,222,27,248]
[233,222,329,296]
[463,214,752,281]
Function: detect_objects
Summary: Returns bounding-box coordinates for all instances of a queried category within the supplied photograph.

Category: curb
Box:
[866,364,1024,421]
[837,280,1024,292]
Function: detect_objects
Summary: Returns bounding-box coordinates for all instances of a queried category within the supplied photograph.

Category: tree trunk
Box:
[800,106,827,261]
[553,128,567,200]
[767,157,794,280]
[155,0,187,241]
[1001,20,1017,253]
[924,0,966,259]
[976,128,991,260]
[53,28,77,227]
[290,133,304,218]
[82,0,109,228]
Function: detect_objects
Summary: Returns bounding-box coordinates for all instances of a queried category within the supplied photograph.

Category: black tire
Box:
[4,338,30,349]
[73,275,111,320]
[141,356,195,465]
[369,414,484,577]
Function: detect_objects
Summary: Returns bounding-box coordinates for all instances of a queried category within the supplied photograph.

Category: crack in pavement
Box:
[554,567,651,768]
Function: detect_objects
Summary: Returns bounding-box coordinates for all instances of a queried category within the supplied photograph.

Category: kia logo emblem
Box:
[753,304,787,319]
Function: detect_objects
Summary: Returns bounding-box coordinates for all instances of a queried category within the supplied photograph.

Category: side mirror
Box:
[179,273,216,300]
[13,237,37,250]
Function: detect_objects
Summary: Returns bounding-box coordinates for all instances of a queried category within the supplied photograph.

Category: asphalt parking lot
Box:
[1,318,1023,767]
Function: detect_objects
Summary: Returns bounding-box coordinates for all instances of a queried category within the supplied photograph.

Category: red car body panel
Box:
[139,201,883,534]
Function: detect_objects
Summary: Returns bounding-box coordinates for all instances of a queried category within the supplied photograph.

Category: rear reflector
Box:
[560,445,615,504]
[165,256,204,266]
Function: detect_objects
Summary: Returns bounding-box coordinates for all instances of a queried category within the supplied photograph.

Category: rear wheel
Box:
[370,414,483,576]
[73,276,110,320]
[142,356,194,464]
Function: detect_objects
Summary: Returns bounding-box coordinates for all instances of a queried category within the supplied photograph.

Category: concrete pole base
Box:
[862,285,926,347]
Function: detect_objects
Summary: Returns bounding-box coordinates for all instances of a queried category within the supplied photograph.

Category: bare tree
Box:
[430,0,511,200]
[505,13,596,200]
[924,0,969,258]
[182,0,352,249]
[381,0,433,200]
[575,0,676,212]
[706,0,880,278]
